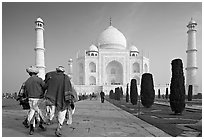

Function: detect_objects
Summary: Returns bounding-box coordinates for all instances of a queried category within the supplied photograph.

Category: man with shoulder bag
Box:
[44,65,77,137]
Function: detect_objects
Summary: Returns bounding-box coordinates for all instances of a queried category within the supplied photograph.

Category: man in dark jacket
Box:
[24,66,46,135]
[44,65,76,137]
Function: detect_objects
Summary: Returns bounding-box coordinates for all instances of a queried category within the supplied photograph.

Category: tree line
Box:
[109,58,196,115]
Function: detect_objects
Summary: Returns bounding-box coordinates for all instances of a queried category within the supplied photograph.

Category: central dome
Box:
[97,26,127,50]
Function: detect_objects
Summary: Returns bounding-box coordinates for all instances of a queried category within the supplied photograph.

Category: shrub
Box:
[130,79,138,105]
[170,59,185,114]
[158,89,161,99]
[114,88,117,100]
[140,73,155,108]
[115,87,120,100]
[109,90,114,99]
[126,83,129,103]
[165,88,169,99]
[120,87,123,98]
[187,85,193,101]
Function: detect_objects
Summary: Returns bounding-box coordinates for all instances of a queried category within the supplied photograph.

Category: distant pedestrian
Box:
[100,91,105,103]
[24,66,46,135]
[44,65,75,137]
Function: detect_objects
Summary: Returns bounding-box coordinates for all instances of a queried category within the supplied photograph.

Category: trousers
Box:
[46,105,55,121]
[27,98,46,124]
[57,109,67,128]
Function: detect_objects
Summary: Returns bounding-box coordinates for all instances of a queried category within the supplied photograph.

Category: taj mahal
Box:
[70,20,150,94]
[34,17,198,95]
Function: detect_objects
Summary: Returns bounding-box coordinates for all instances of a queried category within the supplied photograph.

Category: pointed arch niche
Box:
[106,60,123,85]
[133,62,140,73]
[89,76,96,85]
[89,62,96,73]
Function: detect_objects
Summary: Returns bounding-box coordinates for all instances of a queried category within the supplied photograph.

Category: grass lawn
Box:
[106,97,202,137]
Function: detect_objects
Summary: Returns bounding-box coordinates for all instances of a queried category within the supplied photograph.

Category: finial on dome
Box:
[110,17,112,26]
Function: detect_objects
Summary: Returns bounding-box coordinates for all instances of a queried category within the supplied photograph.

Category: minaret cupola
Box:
[35,17,44,30]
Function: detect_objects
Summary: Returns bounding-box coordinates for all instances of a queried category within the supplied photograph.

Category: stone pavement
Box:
[2,99,171,137]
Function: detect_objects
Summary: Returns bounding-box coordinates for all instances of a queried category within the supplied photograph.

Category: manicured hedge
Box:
[170,59,186,114]
[165,88,169,99]
[188,85,193,101]
[126,83,129,103]
[130,79,138,105]
[140,73,155,108]
[109,90,114,99]
[158,89,161,99]
[115,87,120,100]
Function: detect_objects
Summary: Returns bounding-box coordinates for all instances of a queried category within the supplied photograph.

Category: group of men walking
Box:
[17,65,77,137]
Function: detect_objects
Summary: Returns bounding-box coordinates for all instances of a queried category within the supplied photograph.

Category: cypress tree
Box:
[109,90,111,99]
[158,89,161,99]
[165,88,169,99]
[130,79,138,105]
[126,83,129,103]
[170,59,185,115]
[140,73,155,108]
[114,88,117,100]
[117,87,120,100]
[115,87,120,100]
[120,87,123,98]
[188,85,193,101]
[109,90,114,99]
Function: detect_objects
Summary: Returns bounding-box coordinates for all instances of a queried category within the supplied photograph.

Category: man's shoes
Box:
[29,124,34,135]
[39,124,46,131]
[66,119,72,125]
[23,119,29,128]
[55,128,62,137]
[29,130,34,135]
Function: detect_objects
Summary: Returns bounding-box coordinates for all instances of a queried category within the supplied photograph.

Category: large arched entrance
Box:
[106,60,123,85]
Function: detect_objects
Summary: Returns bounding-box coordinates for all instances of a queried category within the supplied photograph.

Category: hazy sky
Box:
[2,2,202,94]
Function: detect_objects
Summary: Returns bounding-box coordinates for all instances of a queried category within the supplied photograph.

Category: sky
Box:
[2,2,202,94]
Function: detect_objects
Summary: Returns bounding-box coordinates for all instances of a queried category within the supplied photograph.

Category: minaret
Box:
[186,18,198,94]
[34,17,45,80]
[68,58,73,80]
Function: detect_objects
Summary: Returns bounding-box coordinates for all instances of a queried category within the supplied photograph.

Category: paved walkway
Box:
[2,99,171,137]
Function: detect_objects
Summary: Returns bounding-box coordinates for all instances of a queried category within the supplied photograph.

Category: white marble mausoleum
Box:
[73,23,150,95]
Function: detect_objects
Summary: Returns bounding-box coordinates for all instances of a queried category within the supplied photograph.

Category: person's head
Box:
[26,66,39,76]
[56,65,65,73]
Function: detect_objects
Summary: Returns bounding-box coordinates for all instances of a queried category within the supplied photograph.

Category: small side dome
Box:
[68,58,73,62]
[36,17,44,23]
[89,44,98,52]
[129,45,139,52]
[188,18,197,25]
